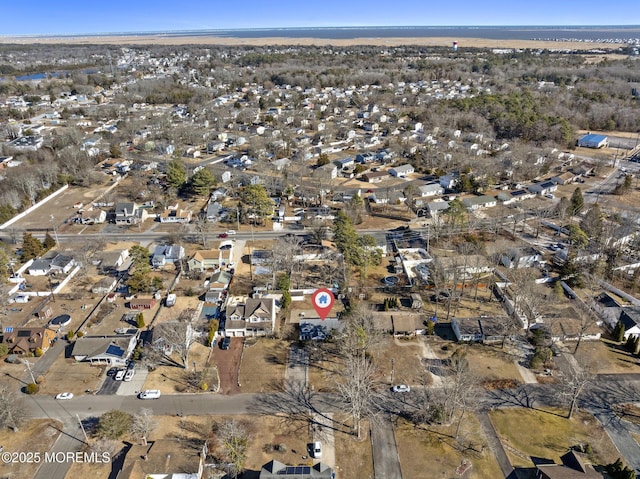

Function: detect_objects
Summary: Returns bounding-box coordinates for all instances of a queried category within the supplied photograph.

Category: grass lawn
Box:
[463,344,524,383]
[490,408,620,468]
[39,357,105,397]
[334,418,374,479]
[574,339,640,374]
[372,336,427,386]
[142,342,218,393]
[239,338,288,393]
[395,414,503,479]
[0,419,62,479]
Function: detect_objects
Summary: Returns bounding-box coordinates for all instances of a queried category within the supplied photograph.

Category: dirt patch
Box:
[238,339,288,393]
[395,414,503,479]
[207,337,243,394]
[490,408,619,468]
[0,419,63,479]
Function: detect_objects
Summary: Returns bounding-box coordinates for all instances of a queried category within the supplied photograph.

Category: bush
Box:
[199,382,208,391]
[77,331,85,338]
[25,383,39,394]
[98,410,133,439]
[66,331,75,341]
[34,347,44,357]
[0,343,8,357]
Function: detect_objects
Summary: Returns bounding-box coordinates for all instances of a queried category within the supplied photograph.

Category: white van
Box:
[139,390,161,399]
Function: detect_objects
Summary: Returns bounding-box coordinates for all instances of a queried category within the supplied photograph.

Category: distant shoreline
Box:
[0,35,626,50]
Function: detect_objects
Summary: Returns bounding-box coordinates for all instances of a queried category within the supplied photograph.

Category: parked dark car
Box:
[221,337,231,350]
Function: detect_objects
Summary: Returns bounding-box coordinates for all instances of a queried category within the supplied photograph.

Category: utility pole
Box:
[24,359,36,384]
[77,414,89,442]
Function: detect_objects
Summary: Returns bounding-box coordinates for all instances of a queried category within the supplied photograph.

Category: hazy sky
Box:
[4,0,638,35]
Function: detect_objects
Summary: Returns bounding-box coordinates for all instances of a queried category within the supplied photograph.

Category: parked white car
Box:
[114,369,125,381]
[392,384,411,393]
[312,441,322,458]
[55,392,74,400]
[123,369,135,382]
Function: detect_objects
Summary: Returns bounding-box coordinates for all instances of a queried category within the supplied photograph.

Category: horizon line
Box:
[2,24,640,38]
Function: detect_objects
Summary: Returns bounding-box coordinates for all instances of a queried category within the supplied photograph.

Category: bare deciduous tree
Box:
[218,420,249,479]
[131,407,158,444]
[0,385,25,431]
[335,352,381,439]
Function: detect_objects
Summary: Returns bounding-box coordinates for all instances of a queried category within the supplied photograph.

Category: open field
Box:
[238,338,288,393]
[0,35,621,51]
[462,344,524,383]
[490,408,620,468]
[372,336,427,386]
[334,417,374,479]
[395,414,503,479]
[0,419,63,479]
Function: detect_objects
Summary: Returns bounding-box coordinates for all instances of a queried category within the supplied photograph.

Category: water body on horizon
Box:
[27,25,640,42]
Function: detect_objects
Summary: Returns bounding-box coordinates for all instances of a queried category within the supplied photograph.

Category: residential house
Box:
[437,255,493,281]
[28,259,52,276]
[76,208,107,225]
[206,202,224,221]
[427,201,451,217]
[417,183,444,197]
[9,135,43,151]
[389,164,415,178]
[117,439,208,479]
[439,173,459,189]
[188,250,224,272]
[452,317,517,343]
[95,250,129,273]
[71,334,137,366]
[391,313,426,335]
[361,170,389,183]
[501,247,544,269]
[1,327,56,355]
[528,181,558,196]
[335,157,355,169]
[314,163,338,180]
[158,205,192,224]
[115,202,150,225]
[571,162,594,177]
[462,195,497,211]
[551,171,579,185]
[92,277,117,294]
[259,460,334,479]
[225,297,277,337]
[152,244,185,267]
[208,270,233,290]
[618,307,640,340]
[497,189,536,205]
[299,319,344,341]
[536,450,601,479]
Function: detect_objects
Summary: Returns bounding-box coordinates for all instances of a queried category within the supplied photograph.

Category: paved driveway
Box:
[370,415,403,479]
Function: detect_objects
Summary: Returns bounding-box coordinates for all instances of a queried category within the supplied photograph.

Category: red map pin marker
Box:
[312,288,334,321]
